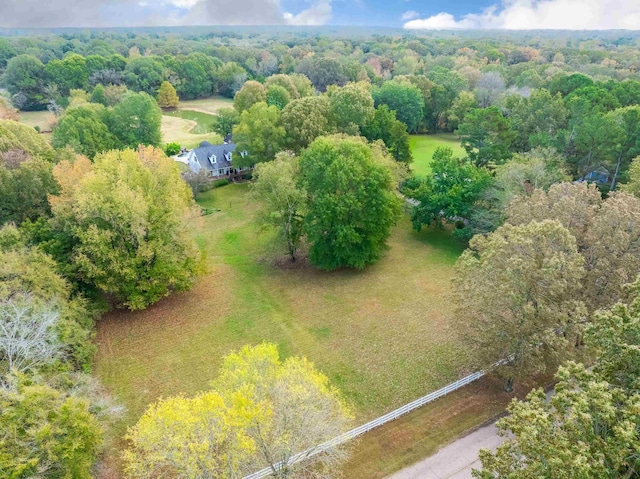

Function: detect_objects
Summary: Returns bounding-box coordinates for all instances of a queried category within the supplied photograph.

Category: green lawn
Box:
[176,96,233,115]
[19,110,56,132]
[161,115,223,149]
[93,183,469,473]
[410,133,466,177]
[163,109,217,134]
[161,96,232,149]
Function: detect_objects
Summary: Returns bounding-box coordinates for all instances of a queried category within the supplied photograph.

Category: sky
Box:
[0,0,639,29]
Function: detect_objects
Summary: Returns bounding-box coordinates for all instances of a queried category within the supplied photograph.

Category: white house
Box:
[184,140,249,177]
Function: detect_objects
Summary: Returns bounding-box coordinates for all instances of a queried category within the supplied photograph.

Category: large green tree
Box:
[108,91,162,148]
[296,57,346,92]
[44,53,89,95]
[409,147,491,234]
[474,363,640,479]
[548,73,594,96]
[169,53,216,100]
[570,112,624,176]
[457,107,516,167]
[361,105,412,164]
[372,80,424,133]
[266,84,291,110]
[123,56,165,95]
[233,102,286,166]
[0,379,102,479]
[0,157,58,226]
[300,135,402,270]
[506,89,568,151]
[211,107,240,139]
[233,80,267,113]
[454,220,586,390]
[426,68,466,132]
[328,82,375,134]
[0,120,57,226]
[282,95,334,152]
[50,147,201,310]
[607,106,640,189]
[3,54,46,110]
[52,104,117,158]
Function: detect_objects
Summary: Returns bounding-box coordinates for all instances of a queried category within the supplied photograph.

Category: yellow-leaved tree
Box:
[124,343,352,478]
[156,81,179,109]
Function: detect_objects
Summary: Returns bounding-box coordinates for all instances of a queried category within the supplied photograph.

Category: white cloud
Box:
[164,0,200,7]
[284,0,332,25]
[404,0,640,30]
[401,10,420,21]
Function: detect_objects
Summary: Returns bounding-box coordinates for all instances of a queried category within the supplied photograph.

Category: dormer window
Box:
[240,150,248,158]
[209,154,217,164]
[225,152,232,162]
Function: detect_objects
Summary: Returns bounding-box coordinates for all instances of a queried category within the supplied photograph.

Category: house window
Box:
[209,154,217,164]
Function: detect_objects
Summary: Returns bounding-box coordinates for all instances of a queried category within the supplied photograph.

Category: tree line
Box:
[0,119,203,475]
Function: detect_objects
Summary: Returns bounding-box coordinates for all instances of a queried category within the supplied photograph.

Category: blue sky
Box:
[322,0,494,26]
[0,0,638,29]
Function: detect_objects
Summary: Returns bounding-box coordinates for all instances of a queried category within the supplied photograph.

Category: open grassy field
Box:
[176,96,233,115]
[410,134,466,177]
[161,96,232,148]
[161,115,223,149]
[94,182,470,473]
[95,183,466,419]
[19,110,56,132]
[164,109,217,134]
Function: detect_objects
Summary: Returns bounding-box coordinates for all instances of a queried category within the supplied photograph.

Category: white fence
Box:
[242,368,487,479]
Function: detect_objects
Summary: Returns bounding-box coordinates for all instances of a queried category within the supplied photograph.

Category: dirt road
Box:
[385,421,503,479]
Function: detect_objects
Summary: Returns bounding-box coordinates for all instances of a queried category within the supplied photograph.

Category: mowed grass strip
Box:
[410,133,466,177]
[161,115,223,149]
[163,109,218,134]
[94,183,467,429]
[175,96,233,115]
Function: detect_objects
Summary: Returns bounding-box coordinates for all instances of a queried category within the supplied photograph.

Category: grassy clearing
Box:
[176,96,233,115]
[95,183,466,420]
[163,109,217,134]
[18,110,56,132]
[161,96,231,148]
[161,115,222,149]
[410,134,466,177]
[94,183,469,473]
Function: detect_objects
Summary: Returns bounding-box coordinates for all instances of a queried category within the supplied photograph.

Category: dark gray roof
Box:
[192,141,237,171]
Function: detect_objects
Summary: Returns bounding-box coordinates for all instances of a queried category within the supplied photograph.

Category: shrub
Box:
[165,142,181,156]
[213,178,230,187]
